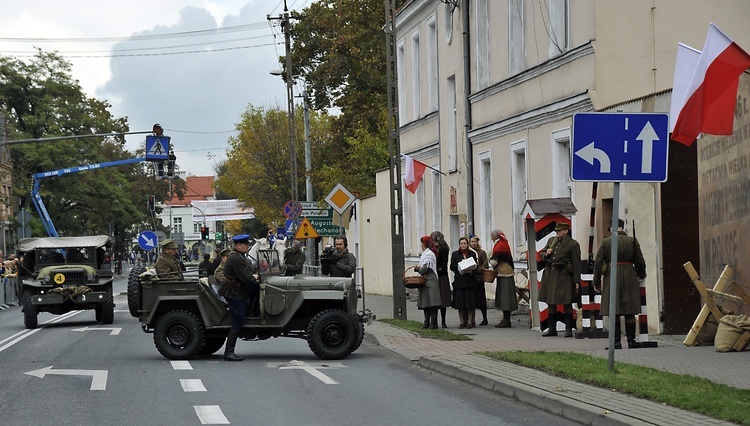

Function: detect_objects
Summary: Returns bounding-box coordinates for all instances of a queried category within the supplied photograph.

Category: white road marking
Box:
[0,311,81,354]
[180,379,207,392]
[71,327,122,335]
[194,405,229,425]
[25,366,108,390]
[271,360,346,385]
[171,360,193,370]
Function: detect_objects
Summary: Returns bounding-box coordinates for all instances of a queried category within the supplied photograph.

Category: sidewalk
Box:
[360,293,747,426]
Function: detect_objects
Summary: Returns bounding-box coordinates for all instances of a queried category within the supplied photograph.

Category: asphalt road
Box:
[0,276,576,426]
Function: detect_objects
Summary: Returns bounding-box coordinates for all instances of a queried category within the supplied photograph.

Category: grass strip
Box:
[379,318,471,341]
[477,350,750,425]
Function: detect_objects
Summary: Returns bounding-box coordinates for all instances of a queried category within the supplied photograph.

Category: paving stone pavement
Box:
[360,294,747,425]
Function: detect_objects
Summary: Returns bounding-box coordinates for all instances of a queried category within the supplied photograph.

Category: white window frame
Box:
[427,15,439,112]
[475,0,490,90]
[552,128,574,200]
[431,168,442,232]
[547,0,570,58]
[508,0,525,75]
[510,139,528,250]
[173,217,183,234]
[411,28,421,120]
[397,39,406,124]
[478,150,493,246]
[446,75,457,171]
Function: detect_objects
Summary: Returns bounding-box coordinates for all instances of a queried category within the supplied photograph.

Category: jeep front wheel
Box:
[153,310,206,360]
[127,266,146,317]
[306,309,357,360]
[96,286,115,324]
[23,290,38,329]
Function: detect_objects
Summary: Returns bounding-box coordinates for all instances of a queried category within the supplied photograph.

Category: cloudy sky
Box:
[0,0,315,177]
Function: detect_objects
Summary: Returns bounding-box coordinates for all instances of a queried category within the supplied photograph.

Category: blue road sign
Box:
[145,136,170,160]
[138,230,158,250]
[284,219,297,236]
[571,113,669,182]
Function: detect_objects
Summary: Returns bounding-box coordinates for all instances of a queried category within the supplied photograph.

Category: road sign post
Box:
[571,112,669,371]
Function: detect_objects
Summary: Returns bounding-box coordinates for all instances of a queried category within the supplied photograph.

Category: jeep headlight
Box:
[87,272,95,282]
[43,275,51,283]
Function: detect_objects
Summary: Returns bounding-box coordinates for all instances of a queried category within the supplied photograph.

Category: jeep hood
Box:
[17,235,112,252]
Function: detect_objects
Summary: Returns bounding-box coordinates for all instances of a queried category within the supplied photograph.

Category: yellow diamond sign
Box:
[324,183,355,214]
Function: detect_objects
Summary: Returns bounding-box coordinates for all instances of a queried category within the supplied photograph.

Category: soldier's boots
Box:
[224,330,244,361]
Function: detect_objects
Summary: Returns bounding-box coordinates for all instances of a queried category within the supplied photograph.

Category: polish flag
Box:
[670,23,750,146]
[403,154,427,194]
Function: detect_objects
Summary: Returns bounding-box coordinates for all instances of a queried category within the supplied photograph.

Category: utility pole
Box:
[384,0,407,320]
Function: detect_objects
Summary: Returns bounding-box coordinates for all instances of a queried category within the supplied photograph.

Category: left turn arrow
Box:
[25,366,108,390]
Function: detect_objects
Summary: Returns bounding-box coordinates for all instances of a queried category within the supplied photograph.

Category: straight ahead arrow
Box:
[71,327,122,336]
[636,121,659,173]
[25,366,108,390]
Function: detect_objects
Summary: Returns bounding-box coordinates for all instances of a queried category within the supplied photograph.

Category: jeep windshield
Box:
[35,247,97,268]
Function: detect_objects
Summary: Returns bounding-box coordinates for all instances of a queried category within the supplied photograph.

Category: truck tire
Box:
[199,336,227,355]
[307,309,357,360]
[350,320,365,353]
[153,310,206,360]
[127,266,146,317]
[96,286,115,324]
[23,289,38,330]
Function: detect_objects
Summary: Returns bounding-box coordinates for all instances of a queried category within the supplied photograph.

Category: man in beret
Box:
[155,239,183,280]
[219,234,260,361]
[539,222,581,337]
[593,218,647,349]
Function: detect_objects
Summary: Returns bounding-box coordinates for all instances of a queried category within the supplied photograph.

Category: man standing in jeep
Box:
[220,234,260,361]
[321,236,357,278]
[155,239,183,280]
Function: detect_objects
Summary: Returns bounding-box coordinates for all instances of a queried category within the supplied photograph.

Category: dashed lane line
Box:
[170,360,193,370]
[194,405,229,425]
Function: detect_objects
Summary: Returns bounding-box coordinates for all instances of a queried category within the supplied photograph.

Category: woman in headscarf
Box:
[449,237,479,328]
[470,235,489,326]
[489,229,518,328]
[430,231,451,328]
[413,236,442,329]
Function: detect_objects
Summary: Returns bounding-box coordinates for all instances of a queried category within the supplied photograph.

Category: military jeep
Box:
[17,236,115,329]
[128,248,372,360]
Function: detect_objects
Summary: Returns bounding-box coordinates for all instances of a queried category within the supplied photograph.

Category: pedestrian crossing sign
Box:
[295,217,319,239]
[145,136,171,160]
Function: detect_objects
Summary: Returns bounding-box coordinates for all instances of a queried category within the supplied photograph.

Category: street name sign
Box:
[571,112,669,182]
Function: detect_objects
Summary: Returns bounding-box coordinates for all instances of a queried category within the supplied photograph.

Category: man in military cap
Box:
[539,222,581,337]
[218,234,260,361]
[155,239,183,280]
[283,239,306,276]
[593,218,647,349]
[213,248,231,285]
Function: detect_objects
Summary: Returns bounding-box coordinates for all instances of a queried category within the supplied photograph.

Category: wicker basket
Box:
[403,268,426,289]
[480,261,497,282]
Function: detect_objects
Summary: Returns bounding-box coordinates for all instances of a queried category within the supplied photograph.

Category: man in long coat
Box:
[539,222,581,337]
[593,219,647,349]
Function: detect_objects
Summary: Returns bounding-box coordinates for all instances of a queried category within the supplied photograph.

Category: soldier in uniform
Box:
[283,239,306,276]
[539,222,581,337]
[219,235,260,361]
[213,248,231,285]
[593,219,647,349]
[154,239,183,280]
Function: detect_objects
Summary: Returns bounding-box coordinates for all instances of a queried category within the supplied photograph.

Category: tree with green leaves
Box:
[0,50,173,253]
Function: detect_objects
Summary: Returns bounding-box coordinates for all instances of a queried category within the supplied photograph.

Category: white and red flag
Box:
[403,154,427,194]
[670,23,750,146]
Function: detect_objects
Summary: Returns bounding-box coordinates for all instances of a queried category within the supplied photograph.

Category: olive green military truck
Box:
[128,248,371,360]
[17,236,115,329]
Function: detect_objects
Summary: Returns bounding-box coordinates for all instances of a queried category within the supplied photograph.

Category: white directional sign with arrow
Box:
[571,112,669,182]
[25,366,109,390]
[267,360,346,385]
[71,327,122,335]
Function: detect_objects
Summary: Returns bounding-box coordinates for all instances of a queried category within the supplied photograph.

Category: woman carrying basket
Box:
[490,229,518,328]
[413,236,443,329]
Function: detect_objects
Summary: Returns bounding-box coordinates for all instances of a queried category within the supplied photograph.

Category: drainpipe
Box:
[462,0,474,234]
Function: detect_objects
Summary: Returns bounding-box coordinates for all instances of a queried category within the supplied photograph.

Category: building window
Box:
[173,217,183,234]
[552,128,573,199]
[547,0,570,58]
[476,0,490,89]
[431,168,442,232]
[447,75,457,171]
[478,151,493,246]
[511,140,527,249]
[509,0,525,75]
[427,15,439,112]
[397,39,406,124]
[411,29,421,120]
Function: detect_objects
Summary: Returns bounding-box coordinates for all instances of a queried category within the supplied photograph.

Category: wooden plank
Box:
[733,330,750,352]
[683,263,732,346]
[729,282,750,305]
[706,289,745,304]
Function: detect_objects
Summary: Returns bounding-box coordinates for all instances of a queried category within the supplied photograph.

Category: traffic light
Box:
[201,226,209,240]
[147,195,156,211]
